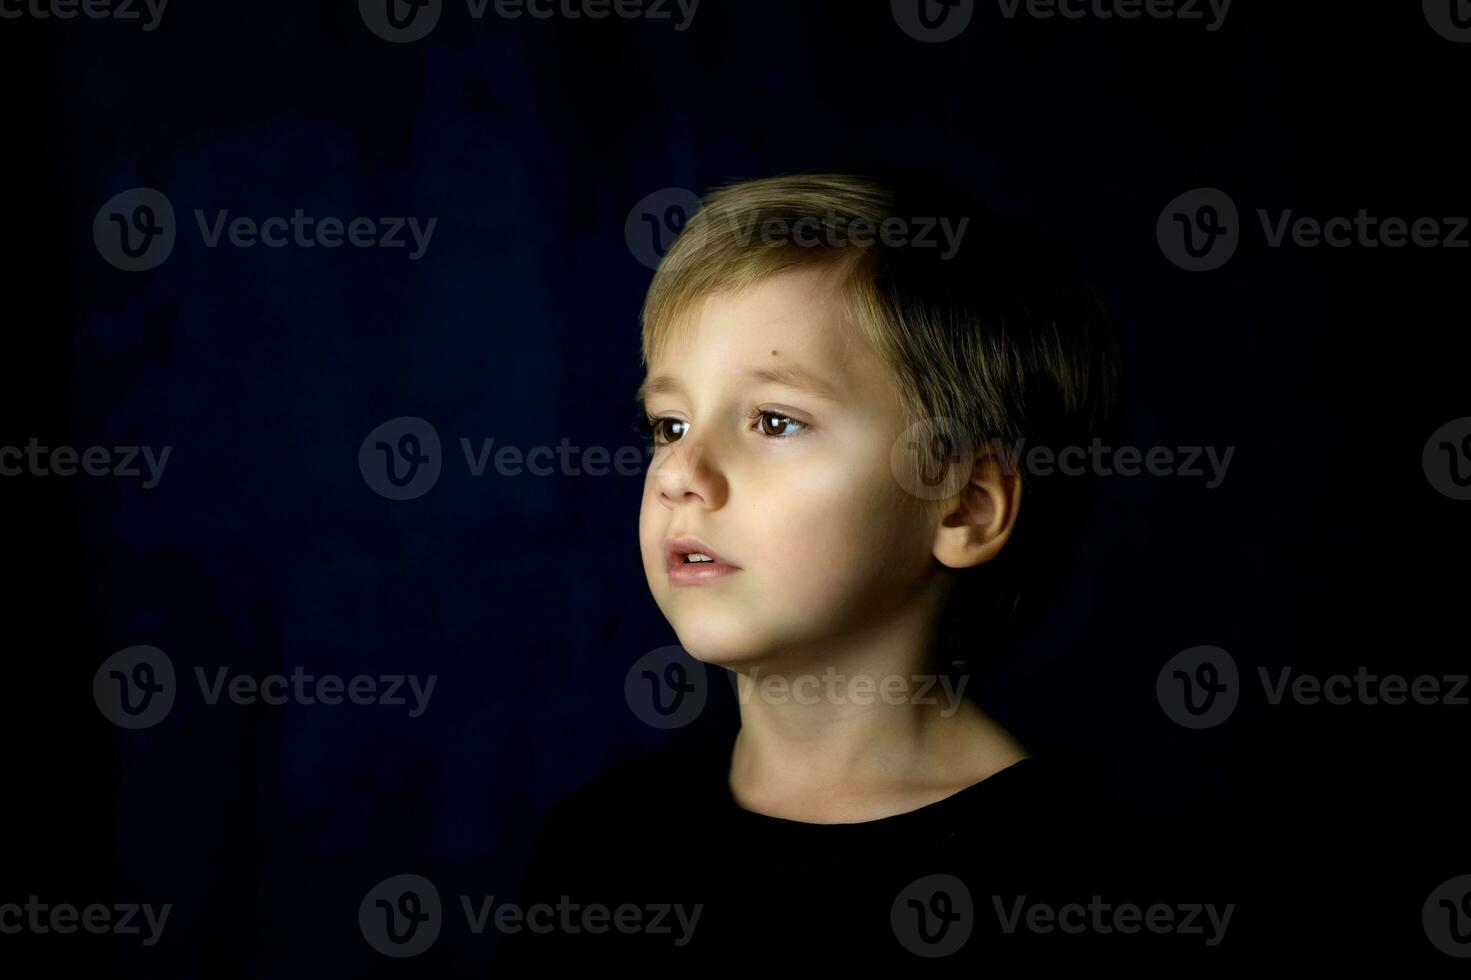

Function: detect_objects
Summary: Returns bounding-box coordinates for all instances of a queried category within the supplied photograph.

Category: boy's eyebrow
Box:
[635,364,843,404]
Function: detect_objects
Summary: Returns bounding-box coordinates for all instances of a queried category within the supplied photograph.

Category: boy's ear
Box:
[932,441,1022,570]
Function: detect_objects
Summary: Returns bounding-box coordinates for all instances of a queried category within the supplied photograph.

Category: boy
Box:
[498,171,1184,968]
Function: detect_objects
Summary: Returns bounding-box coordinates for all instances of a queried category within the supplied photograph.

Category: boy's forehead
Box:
[654,268,859,380]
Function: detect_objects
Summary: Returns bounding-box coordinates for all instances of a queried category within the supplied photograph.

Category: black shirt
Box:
[496,727,1227,969]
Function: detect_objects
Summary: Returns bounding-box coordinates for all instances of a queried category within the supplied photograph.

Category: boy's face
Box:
[638,264,944,670]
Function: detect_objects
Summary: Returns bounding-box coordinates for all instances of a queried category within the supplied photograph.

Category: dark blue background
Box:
[6,1,1467,974]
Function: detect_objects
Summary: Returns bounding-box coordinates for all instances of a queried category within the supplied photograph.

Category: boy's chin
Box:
[670,622,771,669]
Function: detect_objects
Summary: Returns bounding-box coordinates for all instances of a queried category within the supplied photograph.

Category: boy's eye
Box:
[750,409,806,439]
[632,409,808,448]
[649,415,688,445]
[633,411,686,447]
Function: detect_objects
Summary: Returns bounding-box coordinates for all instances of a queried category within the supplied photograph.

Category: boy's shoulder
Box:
[544,727,735,827]
[514,730,734,901]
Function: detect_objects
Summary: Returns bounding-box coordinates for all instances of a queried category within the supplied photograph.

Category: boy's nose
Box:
[654,439,728,509]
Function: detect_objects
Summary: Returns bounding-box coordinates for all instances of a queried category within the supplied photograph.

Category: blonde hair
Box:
[638,170,1122,674]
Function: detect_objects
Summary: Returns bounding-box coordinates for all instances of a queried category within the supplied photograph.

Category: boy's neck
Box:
[725,698,1031,825]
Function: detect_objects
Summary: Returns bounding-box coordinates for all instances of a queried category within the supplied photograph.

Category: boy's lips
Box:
[663,535,741,584]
